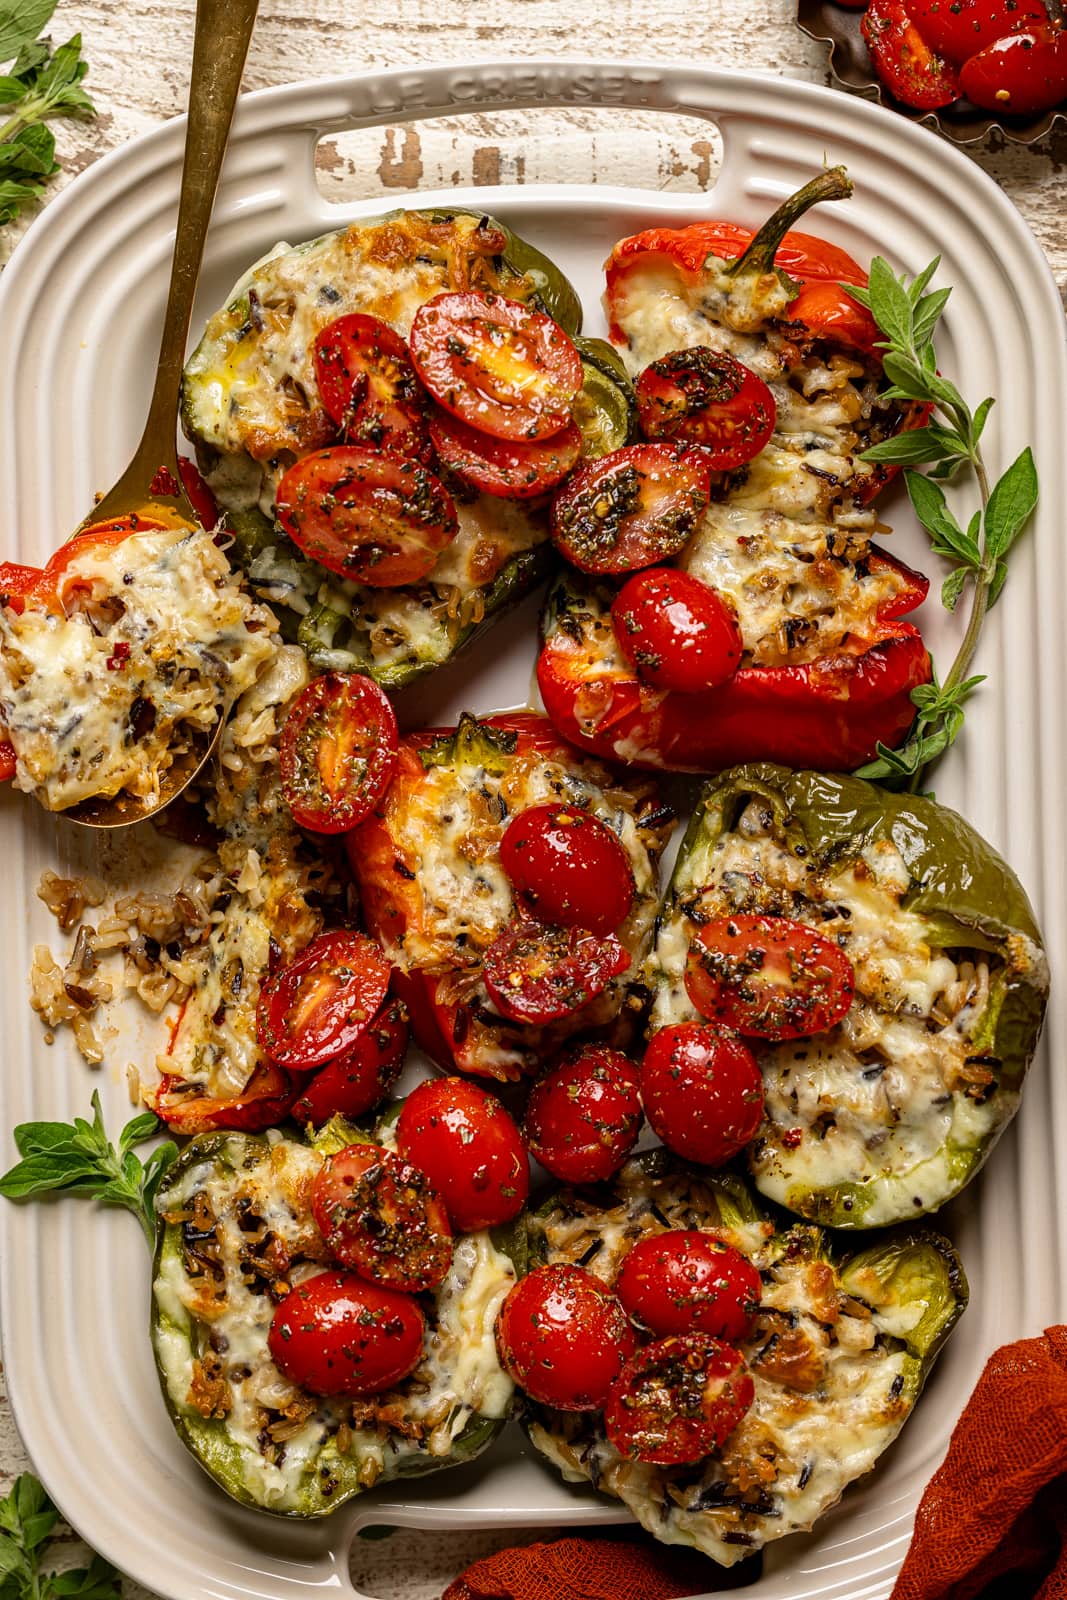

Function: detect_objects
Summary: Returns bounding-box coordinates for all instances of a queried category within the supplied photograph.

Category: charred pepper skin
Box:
[653,765,1049,1227]
[150,1127,518,1518]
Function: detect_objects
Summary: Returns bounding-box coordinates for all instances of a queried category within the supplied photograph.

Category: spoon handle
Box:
[88,0,259,525]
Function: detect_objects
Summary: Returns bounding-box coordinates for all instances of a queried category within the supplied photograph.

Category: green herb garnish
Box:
[0,1092,178,1247]
[0,0,96,230]
[846,256,1038,791]
[0,1473,120,1600]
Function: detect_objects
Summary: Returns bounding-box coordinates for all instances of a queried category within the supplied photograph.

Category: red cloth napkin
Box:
[890,1324,1067,1600]
[441,1536,717,1599]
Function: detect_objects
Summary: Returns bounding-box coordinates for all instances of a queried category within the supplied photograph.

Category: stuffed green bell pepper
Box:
[524,1152,967,1565]
[151,1120,519,1517]
[180,209,596,690]
[648,764,1048,1228]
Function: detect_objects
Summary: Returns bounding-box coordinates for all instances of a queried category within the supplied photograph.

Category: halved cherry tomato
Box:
[499,804,635,938]
[291,996,409,1125]
[268,1269,425,1397]
[396,1077,529,1232]
[603,1334,754,1465]
[635,348,776,470]
[640,1023,764,1167]
[495,1263,636,1410]
[615,1231,762,1342]
[959,25,1067,113]
[523,1046,642,1184]
[313,313,431,461]
[280,672,398,835]
[550,444,711,575]
[152,1061,296,1134]
[685,914,855,1040]
[906,0,1049,67]
[409,290,582,443]
[275,447,458,588]
[482,919,631,1026]
[311,1143,453,1292]
[862,0,962,108]
[611,568,742,694]
[256,930,391,1072]
[429,407,582,499]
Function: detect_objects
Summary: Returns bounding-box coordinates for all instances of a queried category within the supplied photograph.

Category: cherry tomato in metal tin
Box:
[256,930,391,1072]
[409,290,583,443]
[396,1076,529,1233]
[495,1263,636,1410]
[428,407,582,499]
[311,1143,453,1293]
[614,1231,762,1341]
[291,996,409,1125]
[959,25,1067,114]
[275,446,458,588]
[862,0,962,108]
[640,1023,764,1167]
[268,1269,425,1397]
[499,804,635,938]
[550,443,712,576]
[313,313,431,461]
[603,1333,754,1465]
[611,567,742,695]
[635,348,777,470]
[685,914,855,1041]
[280,672,398,835]
[523,1046,643,1184]
[906,0,1049,66]
[482,919,631,1026]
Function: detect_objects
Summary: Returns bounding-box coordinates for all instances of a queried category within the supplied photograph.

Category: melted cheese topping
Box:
[0,525,276,810]
[527,1161,917,1566]
[153,1134,514,1513]
[649,801,1015,1225]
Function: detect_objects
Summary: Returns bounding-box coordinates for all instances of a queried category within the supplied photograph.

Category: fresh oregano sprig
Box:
[845,256,1038,790]
[0,0,97,229]
[0,1474,120,1600]
[0,1091,178,1248]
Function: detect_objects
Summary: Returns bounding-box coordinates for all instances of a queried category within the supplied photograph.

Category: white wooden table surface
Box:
[2,2,1065,1596]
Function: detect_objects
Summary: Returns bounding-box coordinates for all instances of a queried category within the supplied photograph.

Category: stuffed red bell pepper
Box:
[344,712,673,1081]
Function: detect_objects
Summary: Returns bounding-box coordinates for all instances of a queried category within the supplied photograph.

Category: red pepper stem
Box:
[727,166,854,281]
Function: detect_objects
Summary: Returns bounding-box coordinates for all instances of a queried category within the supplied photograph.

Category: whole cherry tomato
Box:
[862,0,961,108]
[256,930,391,1072]
[551,443,711,575]
[614,1231,762,1341]
[268,1269,425,1396]
[291,996,409,1125]
[611,568,742,694]
[311,1143,453,1293]
[959,25,1067,114]
[275,447,458,588]
[906,0,1048,66]
[523,1046,643,1184]
[409,291,582,442]
[396,1077,529,1232]
[603,1334,754,1465]
[640,1023,764,1167]
[482,920,631,1025]
[635,348,776,470]
[499,804,635,937]
[314,313,430,461]
[495,1263,636,1410]
[280,672,398,835]
[685,914,855,1040]
[429,408,582,499]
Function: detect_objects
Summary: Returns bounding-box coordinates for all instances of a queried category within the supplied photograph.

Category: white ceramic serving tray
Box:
[0,59,1064,1600]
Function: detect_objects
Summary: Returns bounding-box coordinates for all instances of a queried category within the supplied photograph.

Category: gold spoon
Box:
[64,0,260,828]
